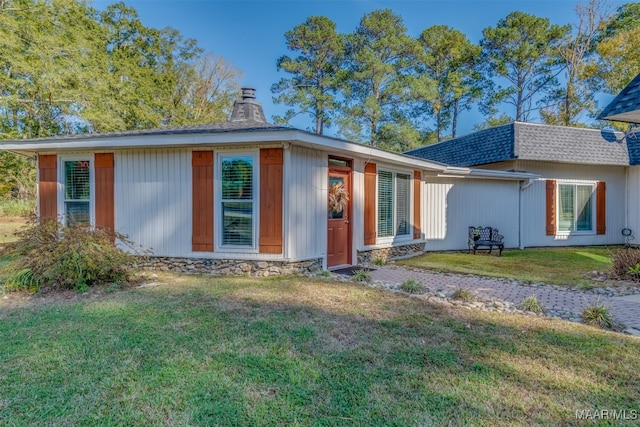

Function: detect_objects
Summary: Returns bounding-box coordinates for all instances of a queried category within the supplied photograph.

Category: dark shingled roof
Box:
[598,73,640,123]
[406,123,515,167]
[406,122,628,167]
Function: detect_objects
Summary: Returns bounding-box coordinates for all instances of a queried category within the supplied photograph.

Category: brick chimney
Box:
[229,87,267,123]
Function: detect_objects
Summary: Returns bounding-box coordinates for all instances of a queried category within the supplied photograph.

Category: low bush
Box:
[372,257,386,266]
[452,288,473,301]
[352,269,371,282]
[581,303,613,329]
[611,247,640,281]
[1,216,143,292]
[400,279,423,294]
[519,294,545,313]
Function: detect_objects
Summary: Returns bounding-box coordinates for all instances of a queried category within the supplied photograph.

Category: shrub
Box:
[352,269,371,282]
[400,278,423,294]
[611,248,640,281]
[519,294,545,313]
[372,257,386,266]
[452,288,473,301]
[581,303,613,329]
[1,216,143,292]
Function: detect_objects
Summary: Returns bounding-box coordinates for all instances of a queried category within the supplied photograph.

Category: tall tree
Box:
[0,0,241,198]
[88,3,204,132]
[480,11,569,122]
[342,9,420,147]
[169,52,242,126]
[541,0,611,126]
[271,16,344,135]
[417,25,482,141]
[585,3,640,96]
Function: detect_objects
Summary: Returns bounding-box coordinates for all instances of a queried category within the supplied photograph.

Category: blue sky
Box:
[93,0,624,136]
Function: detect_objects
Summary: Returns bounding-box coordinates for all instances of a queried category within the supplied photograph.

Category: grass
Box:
[399,247,616,286]
[0,215,25,245]
[1,274,639,426]
[0,199,34,217]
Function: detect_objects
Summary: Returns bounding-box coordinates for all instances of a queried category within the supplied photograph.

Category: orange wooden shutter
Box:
[95,153,114,232]
[413,170,421,239]
[364,162,377,245]
[192,151,214,252]
[38,154,57,220]
[596,181,606,235]
[546,179,556,236]
[259,148,283,254]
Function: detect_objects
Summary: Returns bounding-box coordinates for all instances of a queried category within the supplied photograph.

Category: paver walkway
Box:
[370,266,640,330]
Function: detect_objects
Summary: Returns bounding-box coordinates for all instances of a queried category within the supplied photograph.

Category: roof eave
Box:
[0,128,449,172]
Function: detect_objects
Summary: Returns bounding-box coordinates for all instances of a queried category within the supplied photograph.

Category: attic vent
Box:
[229,87,267,123]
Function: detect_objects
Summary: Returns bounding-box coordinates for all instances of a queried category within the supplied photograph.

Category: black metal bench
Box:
[468,226,504,256]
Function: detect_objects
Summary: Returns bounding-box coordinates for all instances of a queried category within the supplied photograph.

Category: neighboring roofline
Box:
[405,122,514,155]
[0,127,450,172]
[598,73,640,122]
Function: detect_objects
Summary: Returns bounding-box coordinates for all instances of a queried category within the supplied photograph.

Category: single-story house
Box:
[406,73,640,251]
[407,121,639,249]
[0,88,535,274]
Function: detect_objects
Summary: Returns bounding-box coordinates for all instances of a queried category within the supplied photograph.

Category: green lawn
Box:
[0,216,24,245]
[1,274,639,426]
[398,247,617,286]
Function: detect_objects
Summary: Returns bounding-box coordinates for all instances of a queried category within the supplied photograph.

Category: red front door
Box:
[327,166,352,268]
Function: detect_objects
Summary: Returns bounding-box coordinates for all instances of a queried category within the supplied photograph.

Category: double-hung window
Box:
[558,182,594,233]
[63,160,91,225]
[377,170,411,239]
[219,153,256,249]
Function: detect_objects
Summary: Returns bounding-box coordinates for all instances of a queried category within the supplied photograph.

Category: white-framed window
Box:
[557,182,595,233]
[60,157,93,226]
[217,151,258,250]
[377,169,411,241]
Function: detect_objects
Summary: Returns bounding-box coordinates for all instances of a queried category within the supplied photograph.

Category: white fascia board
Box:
[438,166,539,181]
[0,129,449,172]
[602,112,640,124]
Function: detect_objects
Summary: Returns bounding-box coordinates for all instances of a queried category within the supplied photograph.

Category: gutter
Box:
[438,166,540,181]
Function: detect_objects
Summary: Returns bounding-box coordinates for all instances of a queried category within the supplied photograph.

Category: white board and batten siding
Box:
[283,145,328,262]
[115,149,192,257]
[424,178,521,251]
[115,148,285,260]
[517,161,626,247]
[627,166,640,244]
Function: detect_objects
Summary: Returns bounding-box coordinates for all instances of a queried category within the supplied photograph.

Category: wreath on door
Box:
[329,182,349,214]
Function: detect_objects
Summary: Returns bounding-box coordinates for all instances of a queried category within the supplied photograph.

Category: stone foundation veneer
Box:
[357,242,426,264]
[140,257,323,277]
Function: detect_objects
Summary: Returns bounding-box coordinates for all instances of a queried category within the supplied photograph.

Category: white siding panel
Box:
[284,145,327,261]
[425,179,520,251]
[627,166,640,245]
[115,149,192,256]
[517,161,626,247]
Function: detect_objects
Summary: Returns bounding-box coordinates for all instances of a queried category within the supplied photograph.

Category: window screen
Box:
[221,156,254,247]
[64,160,90,225]
[396,173,410,235]
[377,171,394,238]
[377,170,411,239]
[558,183,593,232]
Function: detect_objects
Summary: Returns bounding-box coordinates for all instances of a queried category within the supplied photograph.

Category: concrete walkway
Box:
[370,266,640,330]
